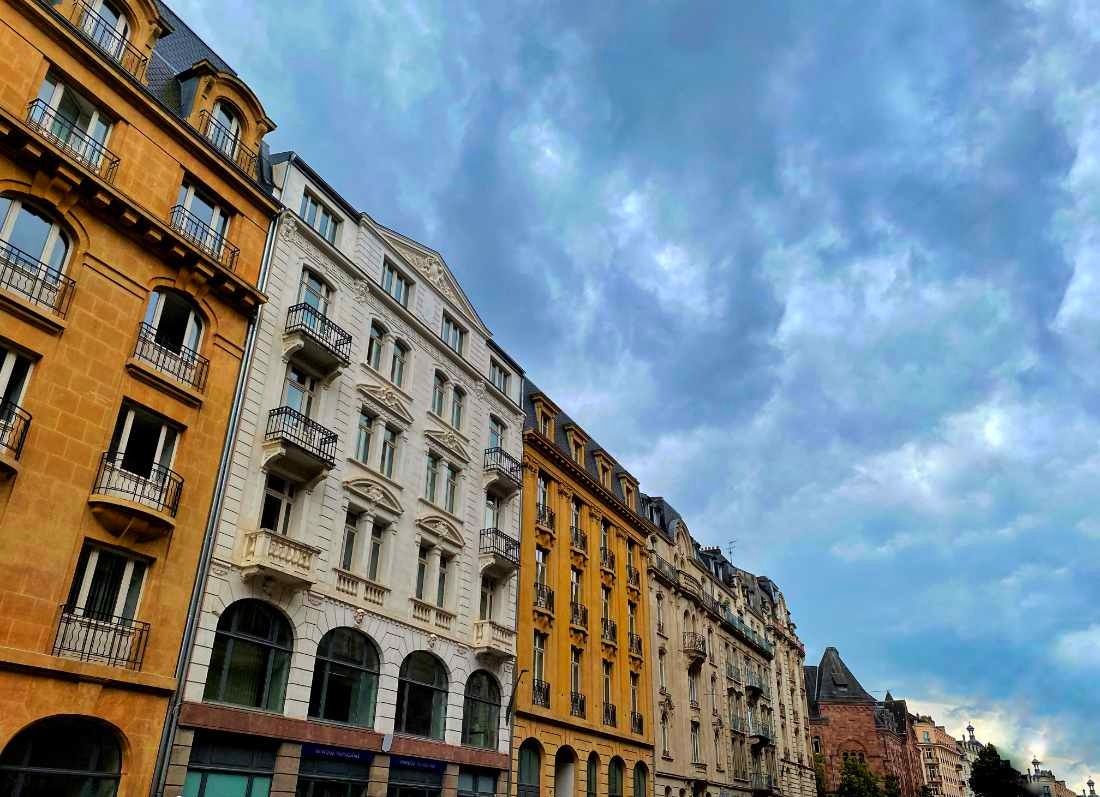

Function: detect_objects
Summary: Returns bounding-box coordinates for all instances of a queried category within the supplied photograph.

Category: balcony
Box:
[237,528,319,588]
[472,620,516,660]
[197,109,259,179]
[0,401,31,477]
[746,670,770,701]
[748,719,774,746]
[130,322,209,399]
[0,236,77,325]
[729,713,747,734]
[88,452,182,539]
[652,553,679,586]
[25,100,119,183]
[535,502,555,534]
[750,771,778,794]
[534,583,555,614]
[532,678,550,708]
[52,605,149,671]
[600,547,616,572]
[570,525,588,554]
[262,407,337,486]
[631,711,644,734]
[603,702,617,726]
[683,631,707,662]
[66,0,148,80]
[283,303,352,378]
[626,565,640,590]
[570,691,586,718]
[333,569,387,609]
[169,204,239,271]
[570,602,588,630]
[628,633,643,658]
[479,527,520,576]
[601,617,618,645]
[483,447,522,494]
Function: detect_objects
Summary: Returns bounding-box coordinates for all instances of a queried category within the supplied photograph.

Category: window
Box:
[415,544,429,600]
[656,596,665,631]
[299,191,338,244]
[484,493,500,529]
[442,314,466,354]
[600,520,610,554]
[283,363,315,417]
[658,651,667,689]
[451,386,465,429]
[573,438,584,463]
[598,461,611,487]
[533,632,547,681]
[106,402,178,480]
[462,671,501,748]
[33,71,113,170]
[64,542,146,625]
[432,371,447,416]
[691,722,702,762]
[175,181,231,258]
[633,763,648,797]
[602,660,613,704]
[260,474,296,534]
[436,555,450,607]
[570,568,581,603]
[0,345,33,453]
[299,268,330,314]
[689,669,699,704]
[340,511,357,571]
[459,769,497,797]
[77,0,132,62]
[519,741,541,797]
[390,341,408,386]
[630,672,639,715]
[367,321,386,370]
[424,452,441,502]
[367,523,384,581]
[206,99,242,160]
[395,652,448,739]
[0,716,122,797]
[0,195,70,277]
[309,628,379,726]
[586,754,599,797]
[479,577,495,620]
[571,646,583,693]
[608,758,624,797]
[601,587,611,621]
[489,360,509,394]
[382,261,410,307]
[537,473,549,507]
[203,600,292,711]
[380,427,397,477]
[297,754,371,797]
[661,713,670,755]
[143,289,203,358]
[535,547,549,586]
[571,499,581,531]
[444,465,459,513]
[183,732,276,797]
[356,410,374,462]
[628,603,637,636]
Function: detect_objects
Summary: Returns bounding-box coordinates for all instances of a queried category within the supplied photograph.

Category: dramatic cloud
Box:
[173,0,1100,786]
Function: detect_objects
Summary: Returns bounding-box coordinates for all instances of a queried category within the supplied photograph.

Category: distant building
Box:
[912,716,964,797]
[1023,758,1077,797]
[805,648,922,796]
[955,723,984,797]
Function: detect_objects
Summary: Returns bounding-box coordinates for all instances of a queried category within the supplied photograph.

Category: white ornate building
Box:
[163,152,526,797]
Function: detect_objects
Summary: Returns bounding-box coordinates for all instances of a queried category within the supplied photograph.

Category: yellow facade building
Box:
[514,385,654,797]
[0,0,276,793]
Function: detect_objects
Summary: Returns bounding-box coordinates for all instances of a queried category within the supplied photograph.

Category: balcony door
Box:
[35,72,111,165]
[0,346,31,453]
[144,290,202,354]
[79,0,131,63]
[208,100,242,159]
[105,405,178,504]
[176,182,230,256]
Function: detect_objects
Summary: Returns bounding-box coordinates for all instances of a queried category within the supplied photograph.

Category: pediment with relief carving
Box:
[416,513,466,549]
[425,427,471,463]
[344,477,404,516]
[357,381,414,425]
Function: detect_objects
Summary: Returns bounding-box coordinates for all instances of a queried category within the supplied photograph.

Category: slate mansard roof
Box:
[808,646,877,705]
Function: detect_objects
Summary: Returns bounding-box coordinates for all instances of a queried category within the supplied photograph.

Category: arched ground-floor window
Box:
[0,715,121,797]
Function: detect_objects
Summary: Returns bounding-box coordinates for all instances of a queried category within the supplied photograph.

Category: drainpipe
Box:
[149,209,282,797]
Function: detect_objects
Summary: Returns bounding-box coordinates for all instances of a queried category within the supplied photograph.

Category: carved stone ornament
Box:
[427,633,438,649]
[280,217,298,241]
[417,255,456,301]
[354,608,366,626]
[306,591,323,607]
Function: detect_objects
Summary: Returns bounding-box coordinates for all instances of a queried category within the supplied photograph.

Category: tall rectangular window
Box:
[444,465,459,513]
[367,524,384,580]
[480,577,495,620]
[570,568,581,603]
[489,360,509,393]
[571,647,582,692]
[424,452,440,502]
[601,586,611,620]
[381,427,397,477]
[488,418,505,449]
[415,544,429,600]
[630,673,639,714]
[535,547,548,585]
[432,372,447,416]
[628,602,637,635]
[484,493,500,529]
[442,314,466,354]
[340,511,357,571]
[356,410,374,462]
[437,556,449,607]
[537,474,549,506]
[66,542,146,621]
[451,387,465,429]
[533,632,546,680]
[382,261,410,307]
[260,474,296,534]
[602,660,612,703]
[299,192,338,244]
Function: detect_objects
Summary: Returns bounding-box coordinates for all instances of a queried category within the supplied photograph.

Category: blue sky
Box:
[173,0,1100,787]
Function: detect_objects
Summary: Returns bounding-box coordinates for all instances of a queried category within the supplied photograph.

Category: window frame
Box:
[382,261,411,307]
[441,313,466,355]
[308,627,379,727]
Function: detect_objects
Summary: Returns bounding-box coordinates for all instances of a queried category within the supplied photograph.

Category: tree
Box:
[837,756,883,797]
[815,753,828,796]
[883,775,902,797]
[970,743,1027,797]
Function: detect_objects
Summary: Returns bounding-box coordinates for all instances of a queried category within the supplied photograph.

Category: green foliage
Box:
[836,756,883,797]
[970,743,1027,797]
[814,753,828,796]
[883,775,903,797]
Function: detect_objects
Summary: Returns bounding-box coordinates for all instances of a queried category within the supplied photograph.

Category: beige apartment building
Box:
[645,497,815,797]
[914,717,964,797]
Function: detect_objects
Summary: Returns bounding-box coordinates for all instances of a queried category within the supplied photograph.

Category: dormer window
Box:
[564,426,587,465]
[77,0,131,64]
[538,410,553,438]
[299,191,338,244]
[382,261,410,307]
[207,100,242,161]
[441,314,466,355]
[490,360,510,394]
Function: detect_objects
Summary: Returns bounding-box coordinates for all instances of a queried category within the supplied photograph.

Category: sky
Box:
[170,0,1100,788]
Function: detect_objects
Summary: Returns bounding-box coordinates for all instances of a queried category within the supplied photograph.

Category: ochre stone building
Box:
[912,716,963,797]
[0,0,276,793]
[514,384,654,797]
[806,648,921,796]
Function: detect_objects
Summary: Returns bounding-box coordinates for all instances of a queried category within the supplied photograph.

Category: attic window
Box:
[564,426,586,464]
[538,409,553,438]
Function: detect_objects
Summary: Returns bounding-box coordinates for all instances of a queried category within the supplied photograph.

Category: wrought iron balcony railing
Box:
[265,407,337,467]
[133,322,209,391]
[169,204,239,270]
[67,0,148,80]
[483,446,522,484]
[535,502,555,530]
[91,452,183,517]
[570,525,588,552]
[727,662,742,681]
[629,633,643,657]
[600,547,616,570]
[532,678,550,707]
[479,527,520,565]
[627,565,640,588]
[631,711,644,734]
[0,238,76,318]
[601,617,617,644]
[570,691,586,718]
[652,553,679,585]
[25,100,120,182]
[570,601,588,628]
[603,702,617,726]
[197,109,259,178]
[0,401,31,464]
[683,631,707,658]
[534,583,554,613]
[285,303,352,363]
[53,604,149,670]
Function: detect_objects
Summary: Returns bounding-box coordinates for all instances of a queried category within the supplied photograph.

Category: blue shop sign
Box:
[302,743,374,764]
[390,756,447,774]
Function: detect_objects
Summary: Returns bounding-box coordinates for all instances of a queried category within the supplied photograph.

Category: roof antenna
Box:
[727,540,736,560]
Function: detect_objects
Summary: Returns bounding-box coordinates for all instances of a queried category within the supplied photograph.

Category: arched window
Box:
[309,628,379,727]
[395,651,448,739]
[298,268,330,314]
[367,321,386,370]
[462,671,501,748]
[0,196,70,274]
[143,290,203,354]
[203,599,293,711]
[432,371,447,416]
[608,758,624,797]
[518,739,542,797]
[390,340,408,386]
[208,99,242,159]
[632,763,648,797]
[0,715,121,796]
[586,753,600,797]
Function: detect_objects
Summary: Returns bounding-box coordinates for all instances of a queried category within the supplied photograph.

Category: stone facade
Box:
[0,0,276,793]
[165,153,525,797]
[955,724,983,797]
[913,717,963,797]
[512,386,655,797]
[1023,759,1078,797]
